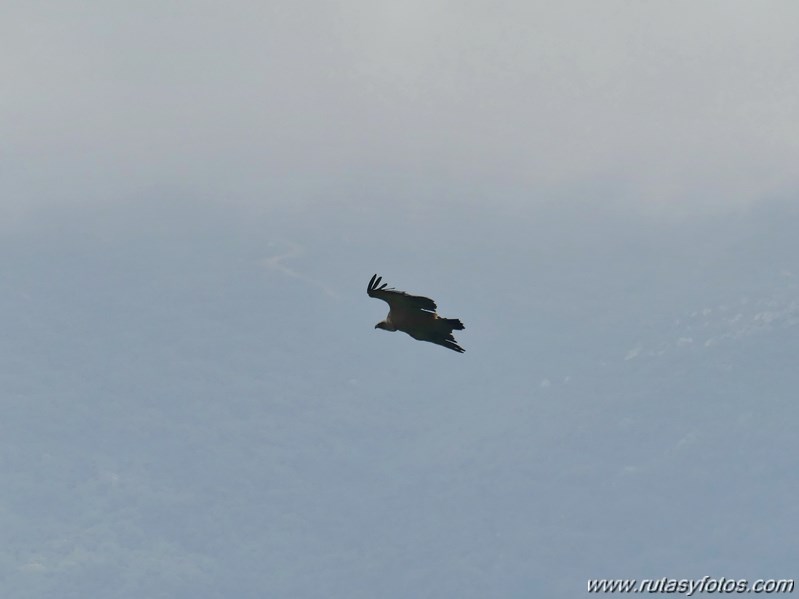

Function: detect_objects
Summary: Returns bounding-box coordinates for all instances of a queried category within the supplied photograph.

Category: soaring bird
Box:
[367,274,465,353]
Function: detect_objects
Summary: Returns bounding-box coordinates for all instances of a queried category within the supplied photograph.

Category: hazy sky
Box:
[3,5,799,596]
[3,1,799,223]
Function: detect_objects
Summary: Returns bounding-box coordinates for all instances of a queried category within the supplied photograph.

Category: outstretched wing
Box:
[367,274,437,312]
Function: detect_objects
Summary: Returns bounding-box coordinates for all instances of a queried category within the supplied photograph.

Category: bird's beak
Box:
[374,323,380,329]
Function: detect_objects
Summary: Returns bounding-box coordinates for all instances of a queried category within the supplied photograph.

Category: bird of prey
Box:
[367,274,465,353]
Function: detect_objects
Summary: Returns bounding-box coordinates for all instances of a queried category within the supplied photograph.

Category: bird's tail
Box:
[444,318,464,331]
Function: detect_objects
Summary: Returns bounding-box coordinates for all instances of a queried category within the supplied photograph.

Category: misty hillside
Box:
[6,2,799,596]
[1,199,796,598]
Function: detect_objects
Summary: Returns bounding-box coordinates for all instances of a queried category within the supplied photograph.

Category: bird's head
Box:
[375,321,395,331]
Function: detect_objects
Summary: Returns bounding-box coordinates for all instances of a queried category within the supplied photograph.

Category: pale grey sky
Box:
[3,1,799,224]
[3,5,799,597]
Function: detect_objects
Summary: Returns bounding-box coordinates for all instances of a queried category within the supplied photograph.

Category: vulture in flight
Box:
[367,274,465,353]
